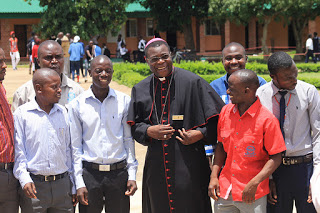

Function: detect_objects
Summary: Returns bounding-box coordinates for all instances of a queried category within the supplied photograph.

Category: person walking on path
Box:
[69,36,84,83]
[9,31,20,70]
[305,34,317,63]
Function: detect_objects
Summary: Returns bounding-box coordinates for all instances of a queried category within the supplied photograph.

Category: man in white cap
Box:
[69,36,84,83]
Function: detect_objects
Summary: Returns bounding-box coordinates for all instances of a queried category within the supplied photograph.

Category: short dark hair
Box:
[233,69,259,90]
[145,40,170,58]
[38,40,62,59]
[314,32,318,37]
[268,51,293,75]
[222,42,246,57]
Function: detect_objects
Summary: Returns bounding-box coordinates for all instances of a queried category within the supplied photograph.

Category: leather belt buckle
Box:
[99,165,111,172]
[4,163,8,170]
[282,158,289,165]
[45,175,56,182]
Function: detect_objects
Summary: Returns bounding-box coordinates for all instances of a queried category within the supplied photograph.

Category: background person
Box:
[12,40,84,111]
[9,31,20,70]
[69,36,84,83]
[305,34,316,63]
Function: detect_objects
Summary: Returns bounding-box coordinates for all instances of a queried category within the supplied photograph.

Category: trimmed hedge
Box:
[113,62,320,88]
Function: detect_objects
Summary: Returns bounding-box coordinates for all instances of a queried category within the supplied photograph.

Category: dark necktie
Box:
[279,90,288,138]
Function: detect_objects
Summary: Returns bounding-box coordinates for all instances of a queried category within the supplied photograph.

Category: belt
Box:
[83,160,127,172]
[30,172,68,182]
[0,162,14,170]
[282,153,313,166]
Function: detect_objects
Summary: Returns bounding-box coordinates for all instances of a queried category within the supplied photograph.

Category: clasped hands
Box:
[147,124,203,145]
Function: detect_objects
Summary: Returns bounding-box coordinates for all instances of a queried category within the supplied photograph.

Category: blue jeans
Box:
[268,161,316,213]
[70,61,80,81]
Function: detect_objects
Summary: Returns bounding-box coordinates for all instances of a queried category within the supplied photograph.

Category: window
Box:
[146,19,154,37]
[126,19,137,37]
[205,20,220,36]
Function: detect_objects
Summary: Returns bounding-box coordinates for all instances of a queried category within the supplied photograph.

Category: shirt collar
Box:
[271,80,297,96]
[232,97,262,118]
[85,86,116,100]
[27,97,62,114]
[61,73,69,88]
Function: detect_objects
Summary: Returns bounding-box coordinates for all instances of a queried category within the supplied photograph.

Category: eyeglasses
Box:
[148,54,171,64]
[43,55,64,62]
[94,69,113,75]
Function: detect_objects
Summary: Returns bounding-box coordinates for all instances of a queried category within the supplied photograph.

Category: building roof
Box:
[0,1,149,18]
[0,0,43,18]
[125,3,150,18]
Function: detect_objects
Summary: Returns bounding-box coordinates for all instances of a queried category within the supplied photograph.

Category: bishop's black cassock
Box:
[128,67,224,213]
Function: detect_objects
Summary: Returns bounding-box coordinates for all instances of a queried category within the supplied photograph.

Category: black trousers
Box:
[0,169,19,213]
[79,167,129,213]
[267,161,316,213]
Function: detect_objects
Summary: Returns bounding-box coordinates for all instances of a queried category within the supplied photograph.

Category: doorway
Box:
[14,25,27,57]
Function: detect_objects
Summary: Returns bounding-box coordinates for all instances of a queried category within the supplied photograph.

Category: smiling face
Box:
[146,44,172,78]
[38,42,64,75]
[0,49,7,81]
[89,57,113,90]
[222,45,247,75]
[271,64,298,91]
[227,74,248,104]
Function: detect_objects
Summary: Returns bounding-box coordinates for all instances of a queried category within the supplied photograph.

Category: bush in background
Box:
[113,61,320,88]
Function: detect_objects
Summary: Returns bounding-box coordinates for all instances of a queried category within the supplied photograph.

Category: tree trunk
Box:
[183,20,195,51]
[292,18,308,61]
[261,16,272,60]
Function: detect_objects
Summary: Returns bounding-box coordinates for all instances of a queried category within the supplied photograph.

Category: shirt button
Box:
[232,174,234,177]
[239,119,241,121]
[252,141,254,143]
[236,132,238,135]
[233,160,235,162]
[235,146,237,148]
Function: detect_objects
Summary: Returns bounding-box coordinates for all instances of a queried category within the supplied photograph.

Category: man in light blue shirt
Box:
[69,35,84,82]
[14,68,75,213]
[68,55,138,213]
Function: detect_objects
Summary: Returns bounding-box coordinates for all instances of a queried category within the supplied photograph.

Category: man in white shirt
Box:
[137,36,146,62]
[305,34,316,63]
[68,55,138,213]
[12,40,84,111]
[257,52,319,213]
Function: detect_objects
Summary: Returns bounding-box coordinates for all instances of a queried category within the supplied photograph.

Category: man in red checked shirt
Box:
[208,69,286,213]
[0,47,19,213]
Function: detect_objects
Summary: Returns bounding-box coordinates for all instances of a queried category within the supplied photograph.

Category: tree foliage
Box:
[26,0,131,40]
[141,0,209,50]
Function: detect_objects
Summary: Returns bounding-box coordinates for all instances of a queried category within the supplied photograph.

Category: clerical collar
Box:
[154,70,173,81]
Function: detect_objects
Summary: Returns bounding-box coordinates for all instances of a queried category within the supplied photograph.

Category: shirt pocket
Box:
[219,130,231,151]
[241,134,263,159]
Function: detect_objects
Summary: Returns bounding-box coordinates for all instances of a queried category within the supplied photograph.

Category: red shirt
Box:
[9,37,18,52]
[0,83,14,162]
[217,98,286,201]
[32,44,39,63]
